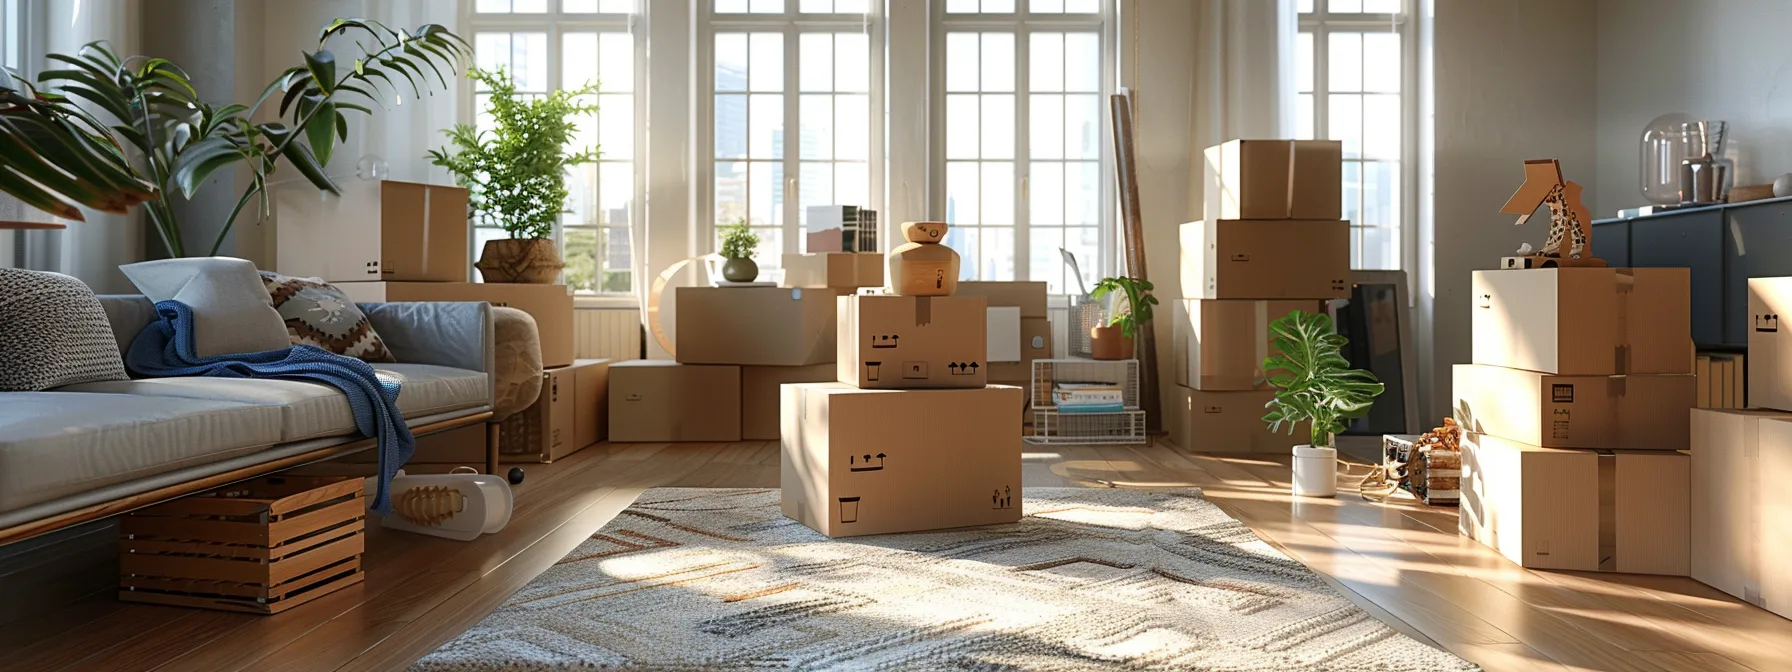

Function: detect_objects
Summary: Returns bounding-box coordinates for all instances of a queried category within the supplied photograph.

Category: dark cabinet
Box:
[1631,210,1724,346]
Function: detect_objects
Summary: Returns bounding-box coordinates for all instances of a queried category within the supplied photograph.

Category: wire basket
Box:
[1031,359,1141,410]
[1026,410,1147,445]
[1067,295,1104,359]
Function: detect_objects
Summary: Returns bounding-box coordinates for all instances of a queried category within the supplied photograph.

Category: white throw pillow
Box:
[119,257,292,358]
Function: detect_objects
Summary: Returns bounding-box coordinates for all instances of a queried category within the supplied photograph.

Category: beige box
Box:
[1748,278,1792,412]
[1458,432,1688,575]
[780,383,1023,537]
[989,317,1051,383]
[1452,364,1696,451]
[741,363,837,441]
[1202,140,1343,221]
[499,359,610,462]
[335,281,575,368]
[276,180,470,283]
[955,281,1049,318]
[1472,268,1692,376]
[1167,386,1304,454]
[674,287,839,367]
[781,253,884,290]
[958,282,1050,382]
[1173,299,1319,390]
[1178,220,1350,300]
[609,361,741,442]
[1690,410,1792,614]
[838,294,987,389]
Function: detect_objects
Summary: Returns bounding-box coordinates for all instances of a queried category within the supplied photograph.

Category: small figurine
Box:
[886,221,961,296]
[1498,159,1605,269]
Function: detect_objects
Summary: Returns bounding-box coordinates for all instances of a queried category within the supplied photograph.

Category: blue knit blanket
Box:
[126,300,415,512]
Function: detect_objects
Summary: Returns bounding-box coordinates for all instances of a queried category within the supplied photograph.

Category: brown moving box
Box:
[500,359,610,463]
[1173,299,1319,390]
[609,361,741,442]
[741,363,837,441]
[1690,410,1792,616]
[1749,278,1792,411]
[343,423,486,464]
[1459,432,1688,575]
[1178,220,1350,300]
[1167,386,1304,454]
[334,281,575,368]
[276,180,470,283]
[989,317,1051,383]
[1202,139,1343,222]
[781,383,1023,537]
[1472,268,1692,376]
[1452,364,1696,451]
[838,294,987,389]
[675,287,839,366]
[958,282,1050,382]
[781,253,883,289]
[956,281,1049,318]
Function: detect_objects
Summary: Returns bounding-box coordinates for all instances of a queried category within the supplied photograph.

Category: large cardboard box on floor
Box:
[276,180,470,283]
[1458,432,1688,575]
[500,359,610,462]
[781,383,1023,537]
[1748,277,1792,411]
[838,294,987,389]
[1167,386,1304,454]
[1472,268,1692,376]
[335,281,575,368]
[1173,299,1320,390]
[1202,140,1343,221]
[781,253,883,290]
[740,363,836,441]
[1452,364,1696,451]
[1690,410,1792,615]
[609,361,741,442]
[1179,220,1350,300]
[675,287,839,366]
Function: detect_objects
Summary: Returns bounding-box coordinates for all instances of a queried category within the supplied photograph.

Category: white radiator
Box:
[574,308,642,361]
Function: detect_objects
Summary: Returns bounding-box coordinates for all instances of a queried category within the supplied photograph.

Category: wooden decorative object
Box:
[476,238,565,284]
[1365,419,1462,505]
[1499,159,1600,265]
[119,476,367,614]
[887,221,960,296]
[1108,92,1161,434]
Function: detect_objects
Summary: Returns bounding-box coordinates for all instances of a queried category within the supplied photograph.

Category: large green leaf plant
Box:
[1090,276,1159,339]
[1261,309,1385,448]
[0,68,157,218]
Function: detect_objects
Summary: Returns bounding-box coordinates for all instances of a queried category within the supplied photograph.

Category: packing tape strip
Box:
[1254,301,1270,386]
[1615,268,1635,374]
[1747,424,1764,605]
[914,295,932,326]
[1598,450,1617,572]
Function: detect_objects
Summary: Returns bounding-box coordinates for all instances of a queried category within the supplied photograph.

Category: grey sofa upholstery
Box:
[0,297,495,530]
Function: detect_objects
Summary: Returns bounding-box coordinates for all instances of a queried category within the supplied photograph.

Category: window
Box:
[469,0,642,295]
[1296,0,1412,271]
[936,0,1112,295]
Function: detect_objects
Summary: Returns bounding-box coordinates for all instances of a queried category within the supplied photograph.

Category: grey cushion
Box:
[118,257,291,358]
[0,393,283,514]
[0,269,128,391]
[376,363,491,418]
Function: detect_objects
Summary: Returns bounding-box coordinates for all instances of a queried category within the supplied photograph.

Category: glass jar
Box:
[1640,113,1695,205]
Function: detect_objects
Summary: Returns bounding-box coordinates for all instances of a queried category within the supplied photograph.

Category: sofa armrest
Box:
[360,302,495,380]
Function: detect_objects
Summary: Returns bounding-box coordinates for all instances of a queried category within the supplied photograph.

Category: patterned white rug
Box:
[416,488,1479,671]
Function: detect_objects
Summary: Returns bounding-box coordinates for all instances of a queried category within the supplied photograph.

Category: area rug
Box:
[415,488,1479,671]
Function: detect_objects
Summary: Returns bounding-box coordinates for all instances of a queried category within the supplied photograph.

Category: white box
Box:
[1749,277,1792,411]
[987,307,1022,363]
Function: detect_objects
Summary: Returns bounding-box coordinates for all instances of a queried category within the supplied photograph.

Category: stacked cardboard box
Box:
[956,282,1053,421]
[1456,267,1696,575]
[1169,139,1345,453]
[1695,353,1746,409]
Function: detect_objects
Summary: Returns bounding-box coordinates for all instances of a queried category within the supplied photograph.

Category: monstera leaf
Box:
[0,67,157,220]
[1261,309,1384,447]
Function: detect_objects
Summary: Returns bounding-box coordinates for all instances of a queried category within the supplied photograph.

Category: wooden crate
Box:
[119,476,366,614]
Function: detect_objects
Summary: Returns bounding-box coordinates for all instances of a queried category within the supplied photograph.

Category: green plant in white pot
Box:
[717,219,761,282]
[1088,276,1157,360]
[1261,309,1384,497]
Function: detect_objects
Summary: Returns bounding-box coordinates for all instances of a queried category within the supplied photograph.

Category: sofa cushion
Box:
[119,257,291,358]
[377,363,491,418]
[0,269,128,391]
[260,271,396,363]
[0,393,283,514]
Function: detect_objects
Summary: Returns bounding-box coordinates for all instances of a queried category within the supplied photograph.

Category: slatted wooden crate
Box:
[119,476,366,614]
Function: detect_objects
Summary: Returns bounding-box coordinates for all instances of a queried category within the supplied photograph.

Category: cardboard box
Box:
[955,281,1049,318]
[674,287,840,366]
[1748,277,1792,412]
[276,180,470,283]
[1202,139,1343,221]
[1458,432,1689,575]
[1471,268,1692,376]
[1689,410,1792,614]
[344,423,486,464]
[499,359,610,462]
[989,317,1051,383]
[804,205,877,253]
[781,253,883,289]
[957,282,1050,382]
[837,294,987,389]
[781,383,1023,537]
[1451,364,1696,451]
[335,281,575,368]
[1167,386,1304,454]
[740,363,836,441]
[1172,299,1319,390]
[608,361,740,442]
[1178,220,1350,300]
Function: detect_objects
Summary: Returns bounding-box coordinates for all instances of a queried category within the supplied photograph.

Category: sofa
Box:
[0,297,495,542]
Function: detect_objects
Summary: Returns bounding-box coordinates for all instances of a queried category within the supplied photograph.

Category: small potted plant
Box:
[1088,276,1158,360]
[1261,309,1385,497]
[717,219,762,282]
[428,66,599,283]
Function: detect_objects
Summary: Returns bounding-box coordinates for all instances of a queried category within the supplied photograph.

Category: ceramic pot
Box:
[722,257,759,282]
[476,238,564,284]
[1291,444,1338,497]
[1089,325,1134,360]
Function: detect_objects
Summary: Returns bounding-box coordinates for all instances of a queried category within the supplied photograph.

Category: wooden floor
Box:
[3,439,1785,671]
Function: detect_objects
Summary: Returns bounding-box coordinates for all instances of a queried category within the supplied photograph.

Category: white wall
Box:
[44,0,142,293]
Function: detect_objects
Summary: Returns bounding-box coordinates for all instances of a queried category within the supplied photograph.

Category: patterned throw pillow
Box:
[259,271,396,363]
[0,268,129,391]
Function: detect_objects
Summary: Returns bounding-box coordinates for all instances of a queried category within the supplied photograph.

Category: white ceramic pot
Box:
[1291,444,1338,498]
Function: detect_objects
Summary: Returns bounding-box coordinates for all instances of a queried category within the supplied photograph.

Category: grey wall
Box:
[142,0,247,258]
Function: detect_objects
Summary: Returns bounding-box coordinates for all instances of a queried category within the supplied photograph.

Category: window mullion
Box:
[784,24,801,253]
[1013,24,1029,284]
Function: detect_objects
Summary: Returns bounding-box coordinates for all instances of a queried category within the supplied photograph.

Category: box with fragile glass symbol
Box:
[837,294,987,389]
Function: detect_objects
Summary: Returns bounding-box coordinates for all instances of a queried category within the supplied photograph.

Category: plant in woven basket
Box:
[717,219,762,282]
[1261,309,1384,448]
[1087,276,1157,360]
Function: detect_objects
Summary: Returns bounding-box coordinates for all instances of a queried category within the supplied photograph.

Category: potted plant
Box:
[428,67,599,283]
[1261,309,1385,497]
[717,219,761,282]
[1088,276,1158,360]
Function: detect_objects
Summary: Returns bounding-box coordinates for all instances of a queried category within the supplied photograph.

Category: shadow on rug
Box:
[415,487,1480,671]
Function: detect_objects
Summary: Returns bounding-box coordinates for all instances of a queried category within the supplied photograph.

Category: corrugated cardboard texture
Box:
[1697,412,1792,613]
[609,361,741,442]
[1759,419,1792,615]
[1459,433,1599,571]
[780,383,1023,537]
[276,180,470,283]
[1749,278,1792,412]
[1288,141,1344,221]
[989,317,1051,383]
[956,281,1049,318]
[498,363,580,462]
[740,363,837,441]
[781,253,884,289]
[1472,268,1691,376]
[1167,386,1304,454]
[1173,299,1317,390]
[1451,364,1696,450]
[674,287,839,366]
[1201,140,1343,222]
[1613,450,1690,575]
[837,295,987,389]
[335,281,575,368]
[571,359,610,450]
[1178,220,1349,300]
